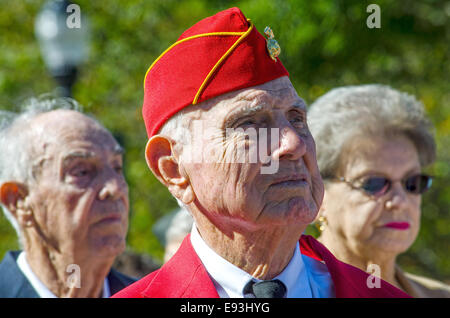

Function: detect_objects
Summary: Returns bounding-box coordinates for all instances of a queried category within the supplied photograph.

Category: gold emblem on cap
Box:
[264,26,281,62]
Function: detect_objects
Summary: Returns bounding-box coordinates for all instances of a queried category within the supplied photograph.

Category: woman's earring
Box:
[317,216,328,232]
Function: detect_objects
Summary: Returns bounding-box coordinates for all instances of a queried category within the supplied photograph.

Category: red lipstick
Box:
[384,222,410,230]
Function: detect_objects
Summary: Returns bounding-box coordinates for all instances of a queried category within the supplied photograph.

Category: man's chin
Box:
[255,201,318,229]
[91,235,126,257]
[284,196,318,221]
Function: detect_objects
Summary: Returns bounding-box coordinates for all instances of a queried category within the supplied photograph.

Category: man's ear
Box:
[0,182,28,214]
[145,136,195,204]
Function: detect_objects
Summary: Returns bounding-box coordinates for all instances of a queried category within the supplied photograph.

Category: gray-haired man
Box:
[0,97,135,297]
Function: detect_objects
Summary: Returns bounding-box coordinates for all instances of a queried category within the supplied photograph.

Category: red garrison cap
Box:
[142,7,289,137]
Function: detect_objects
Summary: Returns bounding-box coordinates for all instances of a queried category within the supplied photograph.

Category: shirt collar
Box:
[17,251,110,298]
[190,224,253,297]
[274,239,311,297]
[190,224,310,298]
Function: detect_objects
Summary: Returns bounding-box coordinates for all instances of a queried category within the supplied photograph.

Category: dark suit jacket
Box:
[0,251,137,298]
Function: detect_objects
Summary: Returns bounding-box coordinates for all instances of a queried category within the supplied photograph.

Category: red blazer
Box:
[112,234,410,298]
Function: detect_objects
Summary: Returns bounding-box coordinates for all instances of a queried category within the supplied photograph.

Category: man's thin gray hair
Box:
[307,84,436,179]
[0,95,82,246]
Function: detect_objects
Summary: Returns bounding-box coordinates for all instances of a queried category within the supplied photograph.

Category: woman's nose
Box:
[384,182,409,210]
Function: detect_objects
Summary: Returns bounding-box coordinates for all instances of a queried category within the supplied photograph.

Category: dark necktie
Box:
[243,279,287,298]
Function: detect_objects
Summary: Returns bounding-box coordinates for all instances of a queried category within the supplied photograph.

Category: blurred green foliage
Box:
[0,0,448,281]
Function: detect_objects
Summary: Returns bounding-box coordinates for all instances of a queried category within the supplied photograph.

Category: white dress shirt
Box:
[17,252,111,298]
[190,224,335,298]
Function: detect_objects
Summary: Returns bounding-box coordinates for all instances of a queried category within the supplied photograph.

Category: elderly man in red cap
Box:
[113,7,410,298]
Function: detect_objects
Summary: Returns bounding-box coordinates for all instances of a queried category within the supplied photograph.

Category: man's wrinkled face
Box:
[27,110,129,257]
[179,77,324,232]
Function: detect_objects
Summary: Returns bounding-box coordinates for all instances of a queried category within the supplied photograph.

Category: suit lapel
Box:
[0,251,39,298]
[1,251,137,298]
[299,235,411,298]
[141,235,219,298]
[108,268,138,296]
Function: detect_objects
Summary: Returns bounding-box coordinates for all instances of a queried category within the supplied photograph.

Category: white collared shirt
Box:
[190,224,335,298]
[17,252,111,298]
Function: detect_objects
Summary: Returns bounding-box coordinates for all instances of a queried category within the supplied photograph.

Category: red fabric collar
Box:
[141,234,219,298]
[137,234,410,298]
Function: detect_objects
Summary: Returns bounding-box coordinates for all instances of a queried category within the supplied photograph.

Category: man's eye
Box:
[73,169,89,177]
[70,166,91,177]
[289,112,306,127]
[237,119,257,128]
[114,165,123,173]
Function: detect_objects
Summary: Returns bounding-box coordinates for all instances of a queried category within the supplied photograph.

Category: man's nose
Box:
[271,123,307,161]
[98,169,128,201]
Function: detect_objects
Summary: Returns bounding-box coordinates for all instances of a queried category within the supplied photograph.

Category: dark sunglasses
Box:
[336,174,433,197]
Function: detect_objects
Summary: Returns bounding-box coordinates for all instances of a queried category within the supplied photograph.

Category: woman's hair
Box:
[307,84,436,179]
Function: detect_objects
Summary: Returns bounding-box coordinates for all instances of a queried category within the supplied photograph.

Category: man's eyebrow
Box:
[61,146,124,168]
[234,104,268,117]
[63,144,124,160]
[62,151,96,163]
[60,151,94,170]
[223,99,307,127]
[223,104,268,127]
